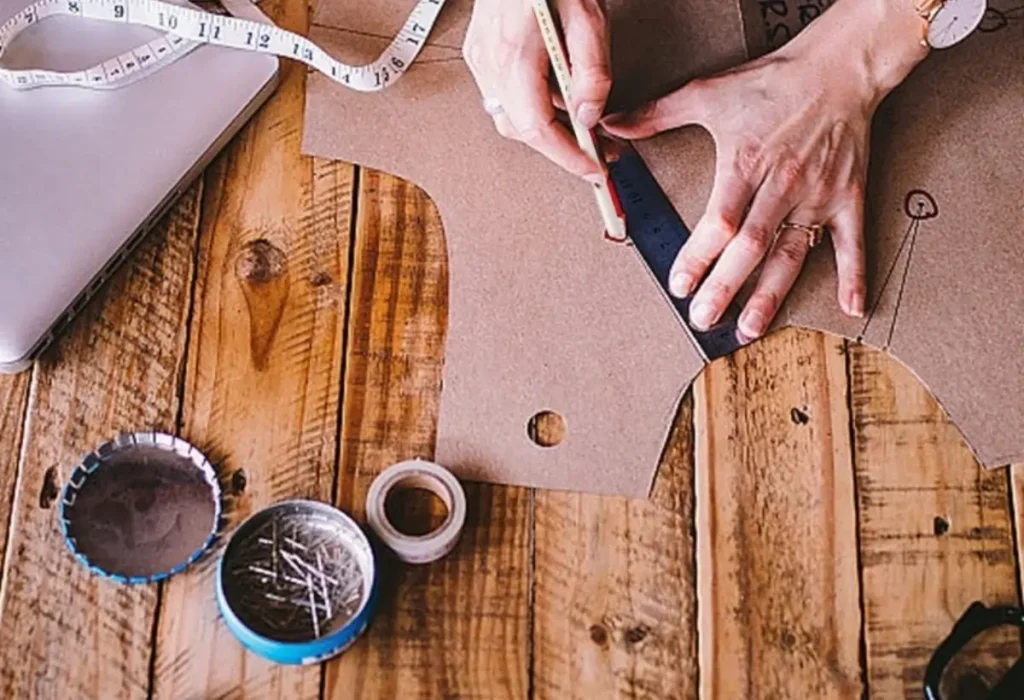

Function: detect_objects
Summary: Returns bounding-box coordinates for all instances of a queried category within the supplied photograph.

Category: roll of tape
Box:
[365,459,466,564]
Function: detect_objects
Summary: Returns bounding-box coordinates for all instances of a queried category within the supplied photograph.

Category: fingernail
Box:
[690,302,715,330]
[576,102,602,129]
[670,272,695,297]
[850,292,865,318]
[601,139,623,164]
[739,308,767,338]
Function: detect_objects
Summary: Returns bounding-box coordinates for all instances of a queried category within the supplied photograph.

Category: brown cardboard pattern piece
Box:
[646,4,1024,469]
[303,0,1024,493]
[303,0,750,496]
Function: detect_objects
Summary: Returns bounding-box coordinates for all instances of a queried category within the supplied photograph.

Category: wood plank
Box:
[532,396,699,699]
[0,372,31,591]
[149,10,354,692]
[852,343,1021,698]
[0,185,202,699]
[695,328,863,699]
[323,170,531,699]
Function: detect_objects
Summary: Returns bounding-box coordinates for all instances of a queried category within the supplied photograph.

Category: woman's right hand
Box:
[462,0,612,180]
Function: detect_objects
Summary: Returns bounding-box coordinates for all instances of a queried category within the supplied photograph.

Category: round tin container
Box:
[59,432,222,584]
[216,500,378,665]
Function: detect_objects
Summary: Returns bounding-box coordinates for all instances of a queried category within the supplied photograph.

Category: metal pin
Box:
[280,550,307,578]
[265,591,330,614]
[306,572,320,638]
[315,550,332,620]
[272,519,280,583]
[282,548,340,586]
[285,536,307,551]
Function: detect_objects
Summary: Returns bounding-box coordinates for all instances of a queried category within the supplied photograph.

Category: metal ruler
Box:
[608,151,747,361]
[0,0,446,90]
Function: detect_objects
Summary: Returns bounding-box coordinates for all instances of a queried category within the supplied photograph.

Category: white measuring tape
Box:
[365,459,466,565]
[0,0,446,90]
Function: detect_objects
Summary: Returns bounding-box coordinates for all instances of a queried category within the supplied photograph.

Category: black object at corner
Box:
[924,602,1024,700]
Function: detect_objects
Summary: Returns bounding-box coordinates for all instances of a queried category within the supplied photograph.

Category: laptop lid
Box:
[0,0,278,371]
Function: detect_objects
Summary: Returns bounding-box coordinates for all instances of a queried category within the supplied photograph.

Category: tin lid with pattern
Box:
[58,431,222,584]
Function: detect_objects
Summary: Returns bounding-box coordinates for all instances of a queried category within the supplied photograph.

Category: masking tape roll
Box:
[365,459,466,565]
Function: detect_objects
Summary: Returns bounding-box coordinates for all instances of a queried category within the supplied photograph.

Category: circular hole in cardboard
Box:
[384,480,449,537]
[527,410,565,448]
[63,446,218,579]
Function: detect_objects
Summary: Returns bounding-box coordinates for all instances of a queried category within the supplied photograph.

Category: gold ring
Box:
[778,222,828,248]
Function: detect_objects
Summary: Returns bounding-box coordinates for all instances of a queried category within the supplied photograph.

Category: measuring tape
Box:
[0,0,446,90]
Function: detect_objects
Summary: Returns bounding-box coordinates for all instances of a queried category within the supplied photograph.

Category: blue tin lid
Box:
[58,432,223,584]
[216,499,379,665]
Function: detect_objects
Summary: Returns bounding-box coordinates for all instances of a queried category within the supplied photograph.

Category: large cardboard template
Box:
[302,0,1024,496]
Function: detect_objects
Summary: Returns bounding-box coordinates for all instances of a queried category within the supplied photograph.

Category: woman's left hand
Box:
[603,0,929,339]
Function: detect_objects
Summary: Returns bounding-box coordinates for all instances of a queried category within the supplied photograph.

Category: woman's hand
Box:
[604,0,929,339]
[462,0,611,180]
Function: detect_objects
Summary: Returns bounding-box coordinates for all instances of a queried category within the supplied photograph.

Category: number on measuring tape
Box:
[0,0,447,90]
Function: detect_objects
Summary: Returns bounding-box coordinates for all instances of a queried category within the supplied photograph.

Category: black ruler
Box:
[608,151,747,361]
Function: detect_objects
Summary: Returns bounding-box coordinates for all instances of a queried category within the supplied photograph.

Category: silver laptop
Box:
[0,0,279,373]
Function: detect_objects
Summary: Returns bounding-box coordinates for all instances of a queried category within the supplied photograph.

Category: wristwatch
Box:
[917,0,987,48]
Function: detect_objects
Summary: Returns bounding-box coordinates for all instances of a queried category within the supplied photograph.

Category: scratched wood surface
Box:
[150,0,354,690]
[0,373,29,593]
[694,330,863,700]
[850,344,1022,698]
[2,1,1023,697]
[324,170,531,699]
[0,185,201,698]
[532,398,699,700]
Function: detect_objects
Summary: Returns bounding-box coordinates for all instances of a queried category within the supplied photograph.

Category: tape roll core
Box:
[366,460,466,564]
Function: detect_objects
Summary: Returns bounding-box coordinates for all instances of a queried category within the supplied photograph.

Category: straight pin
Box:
[306,572,320,638]
[282,548,340,585]
[272,519,280,583]
[316,550,332,620]
[280,549,306,578]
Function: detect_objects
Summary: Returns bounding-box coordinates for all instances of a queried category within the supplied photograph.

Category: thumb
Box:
[601,80,708,140]
[558,0,612,129]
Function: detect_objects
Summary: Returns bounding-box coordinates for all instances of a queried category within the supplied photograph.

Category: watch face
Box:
[928,0,988,48]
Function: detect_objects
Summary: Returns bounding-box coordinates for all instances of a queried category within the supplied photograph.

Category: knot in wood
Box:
[230,469,248,496]
[625,624,649,646]
[39,465,61,509]
[310,271,333,287]
[236,239,287,284]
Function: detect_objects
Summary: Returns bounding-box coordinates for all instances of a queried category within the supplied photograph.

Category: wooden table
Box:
[2,2,1023,697]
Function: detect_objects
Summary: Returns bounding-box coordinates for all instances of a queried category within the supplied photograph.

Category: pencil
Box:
[530,0,627,242]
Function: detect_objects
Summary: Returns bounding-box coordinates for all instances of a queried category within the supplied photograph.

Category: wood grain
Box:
[149,5,354,692]
[0,185,202,699]
[694,328,863,699]
[532,397,699,700]
[323,170,531,699]
[851,343,1021,698]
[0,373,30,592]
